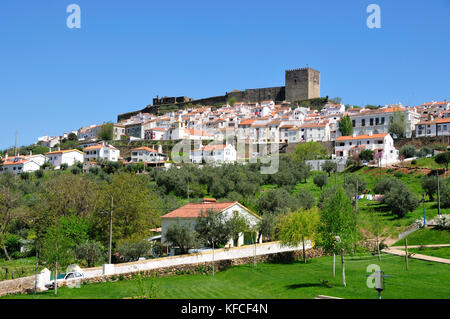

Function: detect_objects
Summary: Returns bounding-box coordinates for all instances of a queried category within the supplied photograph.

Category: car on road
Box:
[45,271,85,289]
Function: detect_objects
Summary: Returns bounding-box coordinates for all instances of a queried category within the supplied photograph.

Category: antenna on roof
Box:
[14,131,18,156]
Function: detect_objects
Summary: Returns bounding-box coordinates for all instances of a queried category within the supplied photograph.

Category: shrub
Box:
[435,215,450,230]
[394,171,405,178]
[294,190,315,210]
[74,240,105,267]
[116,240,153,262]
[71,166,81,175]
[384,183,420,218]
[358,149,375,162]
[34,169,44,178]
[313,173,328,189]
[19,172,30,180]
[374,177,403,195]
[411,160,417,165]
[435,152,450,170]
[60,163,69,170]
[399,145,416,159]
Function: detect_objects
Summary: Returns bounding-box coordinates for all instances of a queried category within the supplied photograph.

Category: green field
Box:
[3,255,450,299]
[0,257,40,281]
[393,228,450,246]
[408,246,450,259]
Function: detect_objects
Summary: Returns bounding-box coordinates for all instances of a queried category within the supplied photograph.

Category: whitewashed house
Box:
[0,154,46,174]
[161,198,262,248]
[130,146,166,163]
[189,144,237,164]
[144,128,167,140]
[45,149,85,169]
[300,122,331,142]
[415,118,450,137]
[83,143,120,162]
[334,132,398,165]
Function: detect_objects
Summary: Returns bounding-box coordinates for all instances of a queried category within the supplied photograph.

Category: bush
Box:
[19,172,30,180]
[116,240,153,262]
[399,145,416,159]
[359,149,375,162]
[34,169,44,178]
[60,163,69,170]
[384,183,420,218]
[435,215,450,230]
[435,152,450,170]
[313,173,328,189]
[374,177,403,195]
[293,190,315,210]
[71,166,81,175]
[411,160,417,165]
[74,240,105,267]
[394,171,405,178]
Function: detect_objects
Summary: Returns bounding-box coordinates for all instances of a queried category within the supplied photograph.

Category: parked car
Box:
[45,271,85,289]
[361,160,368,166]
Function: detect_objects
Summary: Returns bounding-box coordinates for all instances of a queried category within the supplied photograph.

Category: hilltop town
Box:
[0,67,449,172]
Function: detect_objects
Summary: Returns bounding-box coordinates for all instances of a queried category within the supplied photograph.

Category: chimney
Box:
[368,131,373,136]
[203,198,216,203]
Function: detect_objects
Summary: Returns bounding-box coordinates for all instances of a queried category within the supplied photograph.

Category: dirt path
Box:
[382,247,450,265]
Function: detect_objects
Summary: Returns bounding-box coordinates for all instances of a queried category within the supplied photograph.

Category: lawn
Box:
[0,257,40,281]
[291,167,449,237]
[408,246,450,259]
[393,228,450,246]
[3,255,450,299]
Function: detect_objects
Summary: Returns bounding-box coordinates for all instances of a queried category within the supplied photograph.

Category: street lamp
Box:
[367,270,392,299]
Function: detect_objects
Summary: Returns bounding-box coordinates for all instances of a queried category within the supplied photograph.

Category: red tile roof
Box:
[336,133,389,141]
[161,201,238,218]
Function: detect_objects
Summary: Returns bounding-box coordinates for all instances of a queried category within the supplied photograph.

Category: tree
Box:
[227,96,237,107]
[257,188,296,215]
[74,240,105,267]
[440,179,450,208]
[165,223,199,254]
[384,183,419,218]
[435,152,450,171]
[0,187,21,260]
[99,122,114,141]
[40,223,75,295]
[316,187,358,287]
[374,177,403,197]
[322,160,337,177]
[329,97,342,104]
[67,133,78,141]
[338,115,353,136]
[313,173,328,189]
[293,190,315,210]
[363,212,386,261]
[292,142,327,162]
[277,208,319,263]
[228,214,249,247]
[358,149,374,162]
[195,209,232,248]
[389,111,407,138]
[421,175,438,201]
[399,145,416,159]
[343,174,366,198]
[116,240,153,262]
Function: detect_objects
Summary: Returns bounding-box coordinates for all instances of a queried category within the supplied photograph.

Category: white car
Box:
[45,271,85,289]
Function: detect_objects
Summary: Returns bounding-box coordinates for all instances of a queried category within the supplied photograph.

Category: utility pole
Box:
[34,248,38,295]
[355,179,359,211]
[212,241,215,276]
[108,195,114,264]
[14,131,18,156]
[422,194,426,227]
[404,238,408,271]
[436,171,441,215]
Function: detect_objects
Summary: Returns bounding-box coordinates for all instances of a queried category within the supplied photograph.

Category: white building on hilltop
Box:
[189,144,237,164]
[45,149,85,169]
[83,143,120,162]
[0,154,46,174]
[334,132,398,165]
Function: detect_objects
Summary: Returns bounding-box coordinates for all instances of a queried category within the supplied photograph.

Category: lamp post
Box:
[108,195,113,264]
[422,193,426,227]
[367,270,392,299]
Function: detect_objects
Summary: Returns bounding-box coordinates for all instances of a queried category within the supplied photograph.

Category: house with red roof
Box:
[83,143,120,162]
[0,154,46,175]
[130,146,167,163]
[161,198,262,248]
[45,149,85,169]
[415,118,450,137]
[334,132,398,165]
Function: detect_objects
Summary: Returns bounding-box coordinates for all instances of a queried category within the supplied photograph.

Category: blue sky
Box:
[0,0,449,149]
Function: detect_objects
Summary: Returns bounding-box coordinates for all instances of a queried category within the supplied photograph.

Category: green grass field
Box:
[3,255,450,299]
[0,257,40,281]
[393,228,450,246]
[409,246,450,259]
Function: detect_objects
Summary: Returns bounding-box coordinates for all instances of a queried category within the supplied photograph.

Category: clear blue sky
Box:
[1,0,449,149]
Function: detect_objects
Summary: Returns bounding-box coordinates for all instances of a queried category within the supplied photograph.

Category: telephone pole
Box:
[437,171,441,215]
[108,195,114,264]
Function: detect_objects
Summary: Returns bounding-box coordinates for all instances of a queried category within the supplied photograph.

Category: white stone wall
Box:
[82,241,310,279]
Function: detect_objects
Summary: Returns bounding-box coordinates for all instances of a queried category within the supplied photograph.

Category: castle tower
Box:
[285,67,320,102]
